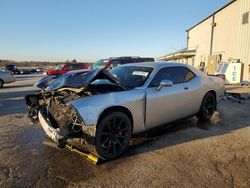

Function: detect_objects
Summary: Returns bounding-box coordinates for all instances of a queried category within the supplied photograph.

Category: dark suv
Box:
[92,56,155,70]
[5,64,19,74]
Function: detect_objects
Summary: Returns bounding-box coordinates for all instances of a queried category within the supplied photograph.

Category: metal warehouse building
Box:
[159,0,250,81]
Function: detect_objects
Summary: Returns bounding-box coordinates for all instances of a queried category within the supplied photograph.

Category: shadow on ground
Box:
[111,100,250,161]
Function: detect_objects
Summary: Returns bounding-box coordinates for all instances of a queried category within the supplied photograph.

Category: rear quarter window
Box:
[183,69,195,82]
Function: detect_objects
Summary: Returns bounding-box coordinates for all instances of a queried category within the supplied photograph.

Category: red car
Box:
[46,63,89,76]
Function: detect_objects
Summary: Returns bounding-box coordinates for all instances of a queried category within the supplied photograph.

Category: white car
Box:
[0,69,16,88]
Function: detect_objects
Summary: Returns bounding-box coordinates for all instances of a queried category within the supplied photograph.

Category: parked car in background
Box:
[0,69,16,88]
[46,63,89,76]
[26,62,225,160]
[19,68,35,74]
[92,56,155,70]
[35,67,45,74]
[42,68,48,75]
[5,64,35,75]
[5,64,20,74]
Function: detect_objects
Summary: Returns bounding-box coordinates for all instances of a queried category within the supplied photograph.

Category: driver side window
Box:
[149,67,195,87]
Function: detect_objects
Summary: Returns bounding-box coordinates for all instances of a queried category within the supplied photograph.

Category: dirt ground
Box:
[0,75,250,188]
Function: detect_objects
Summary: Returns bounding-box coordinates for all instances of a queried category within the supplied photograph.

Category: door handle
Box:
[184,86,189,90]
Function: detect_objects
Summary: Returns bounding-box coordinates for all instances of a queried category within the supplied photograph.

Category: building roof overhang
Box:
[158,48,196,61]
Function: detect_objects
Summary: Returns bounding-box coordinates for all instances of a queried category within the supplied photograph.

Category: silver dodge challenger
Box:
[26,62,225,160]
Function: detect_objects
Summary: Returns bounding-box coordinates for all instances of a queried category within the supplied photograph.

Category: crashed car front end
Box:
[26,88,96,150]
[26,69,125,155]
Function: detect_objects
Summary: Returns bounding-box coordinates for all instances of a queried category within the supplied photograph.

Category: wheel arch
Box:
[208,90,217,101]
[97,106,134,131]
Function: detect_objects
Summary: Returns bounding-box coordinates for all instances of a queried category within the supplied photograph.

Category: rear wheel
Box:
[0,79,4,88]
[196,92,216,121]
[95,111,132,160]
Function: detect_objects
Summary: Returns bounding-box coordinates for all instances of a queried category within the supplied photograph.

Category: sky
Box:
[0,0,229,62]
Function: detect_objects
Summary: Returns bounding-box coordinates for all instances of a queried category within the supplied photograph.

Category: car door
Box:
[145,66,199,129]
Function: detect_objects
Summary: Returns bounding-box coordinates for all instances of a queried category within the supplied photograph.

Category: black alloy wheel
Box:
[197,92,216,121]
[95,111,132,160]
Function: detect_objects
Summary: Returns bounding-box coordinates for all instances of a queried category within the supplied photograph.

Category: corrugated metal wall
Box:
[188,0,250,80]
[188,17,213,68]
[213,0,250,80]
[212,1,240,60]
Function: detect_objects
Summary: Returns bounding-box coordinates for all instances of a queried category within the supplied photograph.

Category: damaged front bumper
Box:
[39,110,99,164]
[38,108,96,150]
[38,110,63,145]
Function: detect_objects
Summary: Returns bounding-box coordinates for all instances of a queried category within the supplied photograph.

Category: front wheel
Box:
[0,79,4,88]
[196,92,216,121]
[95,111,132,160]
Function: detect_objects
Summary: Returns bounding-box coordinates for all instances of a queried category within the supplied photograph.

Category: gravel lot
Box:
[0,75,250,188]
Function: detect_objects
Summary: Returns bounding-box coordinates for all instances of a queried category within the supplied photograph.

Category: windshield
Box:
[55,64,62,70]
[109,66,153,89]
[92,59,109,69]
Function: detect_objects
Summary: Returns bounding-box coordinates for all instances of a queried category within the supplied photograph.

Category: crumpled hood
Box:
[46,69,125,91]
[34,75,58,89]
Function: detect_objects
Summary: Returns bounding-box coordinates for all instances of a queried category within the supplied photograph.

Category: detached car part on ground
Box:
[26,62,225,160]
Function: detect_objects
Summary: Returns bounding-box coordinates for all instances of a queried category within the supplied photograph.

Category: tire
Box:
[95,111,132,160]
[0,79,4,88]
[196,92,216,121]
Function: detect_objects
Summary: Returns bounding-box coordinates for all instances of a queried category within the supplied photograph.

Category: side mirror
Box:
[157,80,173,91]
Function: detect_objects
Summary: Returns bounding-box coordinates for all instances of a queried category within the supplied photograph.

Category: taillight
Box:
[217,74,225,80]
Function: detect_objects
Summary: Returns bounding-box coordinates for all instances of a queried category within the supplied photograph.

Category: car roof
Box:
[123,62,185,68]
[122,62,204,76]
